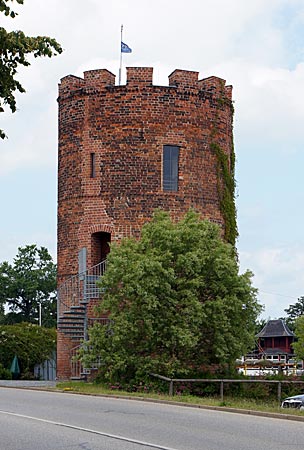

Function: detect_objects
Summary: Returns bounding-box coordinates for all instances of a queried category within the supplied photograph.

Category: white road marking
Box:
[0,409,179,450]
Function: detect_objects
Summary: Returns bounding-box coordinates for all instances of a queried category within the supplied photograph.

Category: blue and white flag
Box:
[121,41,132,53]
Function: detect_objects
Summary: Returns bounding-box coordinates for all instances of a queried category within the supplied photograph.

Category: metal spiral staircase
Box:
[57,260,108,378]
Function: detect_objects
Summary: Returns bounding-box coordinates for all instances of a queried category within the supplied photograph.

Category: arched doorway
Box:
[91,231,111,266]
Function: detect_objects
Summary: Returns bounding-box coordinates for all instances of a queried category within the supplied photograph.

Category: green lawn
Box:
[55,381,304,417]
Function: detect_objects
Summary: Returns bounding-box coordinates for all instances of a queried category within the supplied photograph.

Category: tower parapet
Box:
[126,67,153,86]
[169,69,199,90]
[84,69,116,88]
[58,75,85,98]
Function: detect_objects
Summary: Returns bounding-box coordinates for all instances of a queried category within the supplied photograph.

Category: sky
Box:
[1,0,304,320]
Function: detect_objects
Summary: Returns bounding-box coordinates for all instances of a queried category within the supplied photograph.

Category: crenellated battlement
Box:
[199,76,233,101]
[58,74,85,97]
[58,67,232,102]
[169,69,199,90]
[84,69,116,88]
[126,67,153,86]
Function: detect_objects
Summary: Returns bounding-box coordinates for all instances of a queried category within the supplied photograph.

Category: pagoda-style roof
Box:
[256,319,294,338]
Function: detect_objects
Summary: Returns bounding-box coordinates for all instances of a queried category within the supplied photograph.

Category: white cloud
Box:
[239,245,304,319]
[2,0,303,173]
[0,98,58,175]
[206,60,304,154]
[0,231,56,265]
[3,54,303,174]
[1,0,304,325]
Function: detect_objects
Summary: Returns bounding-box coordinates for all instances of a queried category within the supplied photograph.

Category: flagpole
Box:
[119,24,123,86]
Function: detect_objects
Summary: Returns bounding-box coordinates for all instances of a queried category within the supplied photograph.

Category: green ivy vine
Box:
[210,86,238,246]
[211,142,237,246]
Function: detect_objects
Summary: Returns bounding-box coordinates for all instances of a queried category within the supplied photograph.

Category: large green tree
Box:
[80,210,261,383]
[0,0,62,138]
[0,322,56,375]
[0,245,57,326]
[283,296,304,330]
[292,315,304,361]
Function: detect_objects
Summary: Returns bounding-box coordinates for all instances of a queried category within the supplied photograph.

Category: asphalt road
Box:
[0,387,304,450]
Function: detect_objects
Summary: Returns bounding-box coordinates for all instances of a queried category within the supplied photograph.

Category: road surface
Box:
[0,387,303,449]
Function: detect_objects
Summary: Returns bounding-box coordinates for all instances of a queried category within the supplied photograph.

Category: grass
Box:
[54,381,304,417]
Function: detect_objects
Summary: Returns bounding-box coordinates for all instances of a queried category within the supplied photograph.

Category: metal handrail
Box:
[58,260,107,312]
[70,343,104,378]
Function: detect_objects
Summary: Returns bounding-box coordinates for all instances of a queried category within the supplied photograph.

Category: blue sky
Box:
[1,0,304,319]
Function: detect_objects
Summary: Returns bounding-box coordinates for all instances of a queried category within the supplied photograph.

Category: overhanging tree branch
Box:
[0,0,63,138]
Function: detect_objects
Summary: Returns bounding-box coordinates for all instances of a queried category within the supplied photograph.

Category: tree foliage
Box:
[254,318,268,334]
[0,322,56,375]
[292,315,304,361]
[0,244,57,326]
[80,210,262,383]
[0,0,63,138]
[283,296,304,330]
[0,296,4,321]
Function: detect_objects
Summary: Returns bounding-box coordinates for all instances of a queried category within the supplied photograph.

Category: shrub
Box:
[0,323,56,377]
[0,363,12,380]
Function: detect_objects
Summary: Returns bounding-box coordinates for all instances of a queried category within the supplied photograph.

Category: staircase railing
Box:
[83,261,107,302]
[58,260,107,312]
[70,345,83,379]
[58,260,108,379]
[70,343,104,379]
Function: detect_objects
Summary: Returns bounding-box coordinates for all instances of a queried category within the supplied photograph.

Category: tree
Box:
[0,0,62,138]
[255,318,267,334]
[292,315,304,361]
[0,244,57,326]
[80,210,262,383]
[283,297,304,330]
[0,300,4,323]
[0,322,56,376]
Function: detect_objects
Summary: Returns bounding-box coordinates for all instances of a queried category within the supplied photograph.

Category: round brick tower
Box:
[57,67,234,379]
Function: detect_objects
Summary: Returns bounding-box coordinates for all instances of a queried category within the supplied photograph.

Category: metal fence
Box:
[150,373,304,405]
[34,353,56,381]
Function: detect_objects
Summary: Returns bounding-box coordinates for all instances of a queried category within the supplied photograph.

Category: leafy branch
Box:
[0,0,63,138]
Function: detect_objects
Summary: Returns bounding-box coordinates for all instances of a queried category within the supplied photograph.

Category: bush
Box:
[0,323,56,377]
[81,211,261,385]
[0,363,12,380]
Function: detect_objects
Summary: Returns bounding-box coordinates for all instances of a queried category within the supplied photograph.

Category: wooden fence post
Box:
[169,380,174,396]
[278,381,282,405]
[220,380,224,402]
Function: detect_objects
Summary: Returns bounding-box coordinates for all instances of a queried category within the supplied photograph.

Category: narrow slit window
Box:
[90,153,96,178]
[163,145,179,191]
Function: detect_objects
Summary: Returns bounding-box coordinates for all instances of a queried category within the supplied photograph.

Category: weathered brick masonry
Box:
[57,67,234,379]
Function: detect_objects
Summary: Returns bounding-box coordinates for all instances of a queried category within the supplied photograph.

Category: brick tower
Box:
[57,67,234,379]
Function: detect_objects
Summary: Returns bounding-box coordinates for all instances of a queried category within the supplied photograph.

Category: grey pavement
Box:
[0,379,56,388]
[1,388,304,450]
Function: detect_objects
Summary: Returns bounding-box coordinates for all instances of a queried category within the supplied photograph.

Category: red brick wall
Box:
[57,331,75,379]
[58,67,233,276]
[57,67,234,378]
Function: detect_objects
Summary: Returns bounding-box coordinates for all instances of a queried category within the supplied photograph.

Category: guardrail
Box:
[150,373,304,405]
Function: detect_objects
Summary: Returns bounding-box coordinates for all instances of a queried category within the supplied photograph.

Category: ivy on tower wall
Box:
[211,141,237,246]
[211,88,238,247]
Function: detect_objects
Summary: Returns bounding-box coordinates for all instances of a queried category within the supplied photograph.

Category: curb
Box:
[1,383,304,422]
